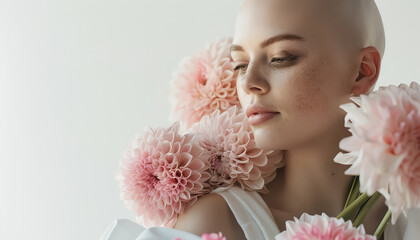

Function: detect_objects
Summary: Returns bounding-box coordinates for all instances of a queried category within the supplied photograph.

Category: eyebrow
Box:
[230,33,305,53]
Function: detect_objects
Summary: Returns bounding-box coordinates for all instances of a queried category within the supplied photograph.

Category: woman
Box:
[101,0,417,239]
[173,0,388,238]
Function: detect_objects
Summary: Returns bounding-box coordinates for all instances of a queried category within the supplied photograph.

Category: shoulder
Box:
[176,193,229,223]
[173,192,245,239]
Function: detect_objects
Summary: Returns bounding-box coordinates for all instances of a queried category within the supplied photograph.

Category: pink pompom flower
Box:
[170,37,241,129]
[173,232,227,240]
[334,82,420,223]
[275,213,375,240]
[116,122,212,227]
[190,106,285,192]
[201,232,227,240]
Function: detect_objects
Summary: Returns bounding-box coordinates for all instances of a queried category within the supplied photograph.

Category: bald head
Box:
[235,0,385,59]
[327,0,385,58]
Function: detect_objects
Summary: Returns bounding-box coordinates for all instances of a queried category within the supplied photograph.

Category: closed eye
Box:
[233,64,248,71]
[271,55,299,63]
[233,55,299,72]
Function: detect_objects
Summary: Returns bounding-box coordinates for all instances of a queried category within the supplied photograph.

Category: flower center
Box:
[198,71,207,85]
[150,173,160,186]
[210,154,223,172]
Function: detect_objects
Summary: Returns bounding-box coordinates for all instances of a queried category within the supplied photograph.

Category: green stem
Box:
[337,192,370,221]
[344,176,360,209]
[374,210,392,239]
[353,192,381,227]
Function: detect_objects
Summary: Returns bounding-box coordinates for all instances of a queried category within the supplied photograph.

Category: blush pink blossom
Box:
[191,106,285,193]
[170,37,241,129]
[173,232,227,240]
[334,82,420,223]
[275,213,376,240]
[201,232,227,240]
[116,122,211,227]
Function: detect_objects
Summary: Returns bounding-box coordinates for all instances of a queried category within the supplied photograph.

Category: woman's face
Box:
[232,0,358,151]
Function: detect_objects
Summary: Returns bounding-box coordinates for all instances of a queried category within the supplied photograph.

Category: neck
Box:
[262,124,353,217]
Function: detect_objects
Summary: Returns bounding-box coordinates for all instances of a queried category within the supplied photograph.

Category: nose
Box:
[239,62,270,95]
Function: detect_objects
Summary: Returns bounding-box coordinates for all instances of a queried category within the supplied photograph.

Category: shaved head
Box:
[325,0,385,58]
[236,0,385,59]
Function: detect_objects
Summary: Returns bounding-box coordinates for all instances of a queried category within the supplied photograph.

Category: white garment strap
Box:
[213,186,280,240]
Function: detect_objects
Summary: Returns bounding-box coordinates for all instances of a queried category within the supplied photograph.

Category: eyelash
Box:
[233,55,299,71]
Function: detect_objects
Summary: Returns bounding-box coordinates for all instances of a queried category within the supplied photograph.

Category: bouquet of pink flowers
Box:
[116,34,420,238]
[116,38,284,228]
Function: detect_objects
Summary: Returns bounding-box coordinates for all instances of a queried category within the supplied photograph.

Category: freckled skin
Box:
[290,60,329,114]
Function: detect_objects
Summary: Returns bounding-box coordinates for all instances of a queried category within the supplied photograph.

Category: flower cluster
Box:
[116,31,420,238]
[117,106,283,227]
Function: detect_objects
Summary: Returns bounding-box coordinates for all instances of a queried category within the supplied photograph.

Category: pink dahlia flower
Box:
[190,106,285,192]
[275,213,375,240]
[170,37,241,129]
[334,82,420,223]
[173,232,227,240]
[201,232,227,240]
[116,122,211,227]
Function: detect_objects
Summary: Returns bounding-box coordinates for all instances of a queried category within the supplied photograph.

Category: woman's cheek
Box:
[287,61,329,117]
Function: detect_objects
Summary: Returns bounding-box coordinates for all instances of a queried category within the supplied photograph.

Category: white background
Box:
[0,1,419,239]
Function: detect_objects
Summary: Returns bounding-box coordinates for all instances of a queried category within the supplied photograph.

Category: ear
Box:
[351,46,381,96]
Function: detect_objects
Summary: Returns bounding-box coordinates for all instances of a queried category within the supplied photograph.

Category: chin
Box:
[252,128,285,151]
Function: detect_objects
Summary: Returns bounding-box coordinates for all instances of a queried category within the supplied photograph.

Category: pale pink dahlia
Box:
[334,82,420,223]
[201,232,227,240]
[116,122,211,227]
[170,37,241,129]
[275,213,375,240]
[190,106,285,192]
[173,232,227,240]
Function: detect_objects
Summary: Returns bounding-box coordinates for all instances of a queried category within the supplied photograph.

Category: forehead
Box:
[233,0,339,48]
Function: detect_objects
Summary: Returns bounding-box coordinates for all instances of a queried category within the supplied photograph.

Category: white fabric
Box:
[99,219,201,240]
[212,186,280,239]
[100,187,420,239]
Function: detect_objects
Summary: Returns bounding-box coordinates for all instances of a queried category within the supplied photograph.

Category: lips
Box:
[246,105,280,125]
